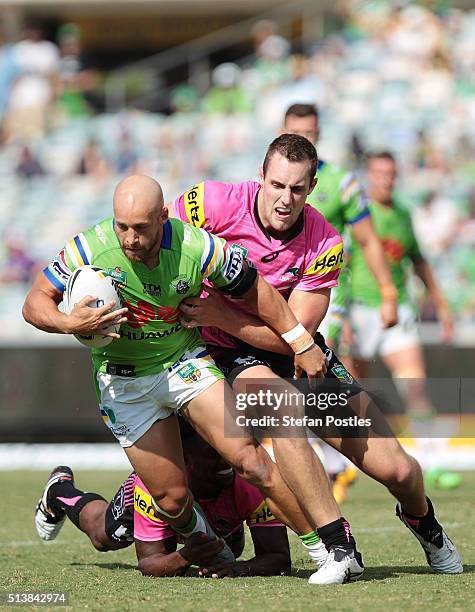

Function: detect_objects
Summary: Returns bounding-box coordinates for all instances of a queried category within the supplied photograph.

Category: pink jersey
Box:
[132,473,281,543]
[173,180,343,348]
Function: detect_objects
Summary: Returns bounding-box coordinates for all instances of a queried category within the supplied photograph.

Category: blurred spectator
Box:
[413,130,448,171]
[0,23,20,122]
[5,20,59,140]
[77,138,111,179]
[116,131,139,175]
[0,235,39,285]
[15,145,46,179]
[203,63,252,115]
[55,23,98,120]
[254,34,292,89]
[170,84,199,114]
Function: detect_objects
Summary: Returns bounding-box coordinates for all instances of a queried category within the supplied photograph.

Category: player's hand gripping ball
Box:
[62,265,122,347]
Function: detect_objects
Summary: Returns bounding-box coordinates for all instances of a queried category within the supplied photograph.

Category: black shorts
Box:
[209,334,397,440]
[209,332,362,398]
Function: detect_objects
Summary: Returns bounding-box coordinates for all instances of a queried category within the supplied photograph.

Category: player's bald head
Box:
[113,174,164,218]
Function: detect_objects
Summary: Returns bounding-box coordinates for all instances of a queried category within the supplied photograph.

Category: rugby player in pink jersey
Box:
[34,426,291,578]
[174,134,462,581]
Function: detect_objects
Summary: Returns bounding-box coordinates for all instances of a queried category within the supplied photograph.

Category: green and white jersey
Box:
[349,199,424,307]
[307,160,370,235]
[45,217,244,376]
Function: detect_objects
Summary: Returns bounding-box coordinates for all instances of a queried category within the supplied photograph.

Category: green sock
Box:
[172,505,206,537]
[299,530,321,546]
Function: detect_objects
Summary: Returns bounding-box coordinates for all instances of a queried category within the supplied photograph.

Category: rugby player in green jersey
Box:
[347,151,460,490]
[22,174,349,581]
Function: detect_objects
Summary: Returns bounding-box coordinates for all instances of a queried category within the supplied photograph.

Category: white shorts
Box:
[96,346,223,447]
[349,303,420,360]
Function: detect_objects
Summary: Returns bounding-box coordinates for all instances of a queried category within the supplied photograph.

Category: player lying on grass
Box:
[173,134,463,580]
[35,426,291,578]
[22,173,347,585]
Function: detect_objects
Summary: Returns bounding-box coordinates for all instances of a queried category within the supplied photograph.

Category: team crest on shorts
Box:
[331,364,354,384]
[171,275,191,295]
[176,363,201,384]
[100,406,117,424]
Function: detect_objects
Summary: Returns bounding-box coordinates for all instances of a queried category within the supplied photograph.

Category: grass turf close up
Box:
[1,470,474,611]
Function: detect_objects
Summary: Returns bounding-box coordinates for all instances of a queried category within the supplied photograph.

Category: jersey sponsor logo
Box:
[303,243,344,277]
[231,243,249,258]
[184,182,205,228]
[111,486,126,520]
[123,300,179,329]
[170,276,191,295]
[183,224,193,245]
[176,363,201,384]
[331,364,354,384]
[381,238,404,263]
[134,484,165,523]
[50,253,70,282]
[120,323,182,341]
[280,266,299,281]
[224,248,244,282]
[106,267,127,289]
[249,500,276,525]
[142,282,161,297]
[261,251,280,263]
[95,224,107,244]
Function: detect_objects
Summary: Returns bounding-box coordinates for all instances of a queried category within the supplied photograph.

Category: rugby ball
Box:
[63,265,122,348]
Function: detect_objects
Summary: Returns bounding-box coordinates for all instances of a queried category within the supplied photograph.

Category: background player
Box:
[35,426,291,578]
[175,134,463,581]
[282,103,398,496]
[346,150,460,489]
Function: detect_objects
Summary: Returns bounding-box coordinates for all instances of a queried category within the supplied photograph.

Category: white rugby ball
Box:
[63,265,122,348]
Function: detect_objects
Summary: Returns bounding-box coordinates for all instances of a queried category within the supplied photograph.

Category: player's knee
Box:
[385,453,419,488]
[231,444,272,491]
[152,485,189,518]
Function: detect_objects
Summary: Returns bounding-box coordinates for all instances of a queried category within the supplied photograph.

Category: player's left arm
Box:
[351,216,398,328]
[201,526,291,578]
[413,257,453,341]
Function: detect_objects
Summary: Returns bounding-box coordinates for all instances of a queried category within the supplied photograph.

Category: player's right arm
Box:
[135,533,224,577]
[22,271,127,336]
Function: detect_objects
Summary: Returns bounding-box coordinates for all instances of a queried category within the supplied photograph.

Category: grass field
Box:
[1,470,474,611]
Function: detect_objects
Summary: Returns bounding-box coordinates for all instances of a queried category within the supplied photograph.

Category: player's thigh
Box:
[124,415,187,499]
[382,344,427,378]
[182,378,260,469]
[321,391,410,484]
[379,304,423,373]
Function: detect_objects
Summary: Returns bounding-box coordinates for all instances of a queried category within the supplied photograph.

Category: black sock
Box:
[401,497,439,533]
[318,517,354,550]
[48,481,106,528]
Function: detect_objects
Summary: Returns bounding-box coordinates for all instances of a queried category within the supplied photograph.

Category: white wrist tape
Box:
[295,340,316,355]
[281,323,306,343]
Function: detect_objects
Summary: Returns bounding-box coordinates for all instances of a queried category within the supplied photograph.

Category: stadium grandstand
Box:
[1,2,474,606]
